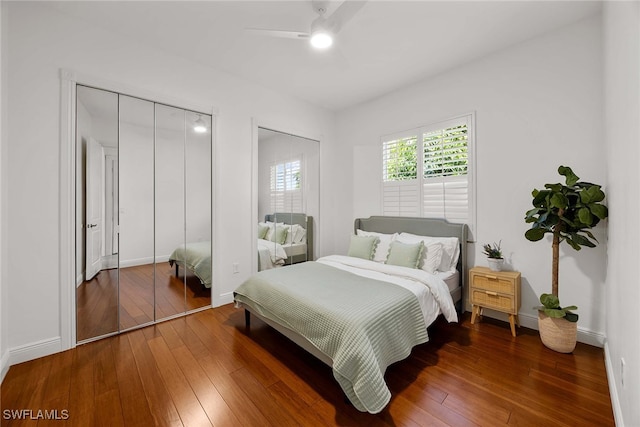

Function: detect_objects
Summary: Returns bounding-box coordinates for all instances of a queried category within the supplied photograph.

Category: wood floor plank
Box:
[170,345,242,427]
[146,336,212,426]
[1,307,615,427]
[228,367,300,427]
[197,355,274,427]
[127,329,184,427]
[67,341,99,427]
[111,333,156,427]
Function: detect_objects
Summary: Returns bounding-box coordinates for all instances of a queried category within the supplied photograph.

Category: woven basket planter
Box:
[538,311,577,353]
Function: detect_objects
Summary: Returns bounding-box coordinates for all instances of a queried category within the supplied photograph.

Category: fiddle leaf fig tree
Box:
[524,166,608,302]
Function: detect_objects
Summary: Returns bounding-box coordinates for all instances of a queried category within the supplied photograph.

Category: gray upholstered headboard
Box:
[265,213,314,261]
[354,216,468,309]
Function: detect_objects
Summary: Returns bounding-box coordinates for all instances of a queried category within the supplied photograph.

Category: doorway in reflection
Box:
[75,85,213,343]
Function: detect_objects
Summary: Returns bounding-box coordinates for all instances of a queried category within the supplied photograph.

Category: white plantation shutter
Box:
[382,115,475,231]
[383,181,420,216]
[270,158,303,212]
[382,136,420,217]
[422,122,469,224]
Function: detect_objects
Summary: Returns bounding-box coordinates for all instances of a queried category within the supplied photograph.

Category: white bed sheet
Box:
[283,242,307,257]
[317,255,458,328]
[257,239,287,270]
[436,269,460,292]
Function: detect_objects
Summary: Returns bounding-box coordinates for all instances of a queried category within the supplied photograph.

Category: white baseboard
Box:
[477,310,605,347]
[7,336,62,368]
[119,255,170,268]
[0,349,9,383]
[604,342,624,426]
[214,291,234,307]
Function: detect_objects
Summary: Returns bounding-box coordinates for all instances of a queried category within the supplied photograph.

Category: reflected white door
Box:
[85,138,103,280]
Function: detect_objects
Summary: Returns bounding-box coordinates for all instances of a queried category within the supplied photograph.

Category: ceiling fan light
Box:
[193,116,207,133]
[310,31,333,49]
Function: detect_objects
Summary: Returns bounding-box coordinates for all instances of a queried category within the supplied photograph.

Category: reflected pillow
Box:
[284,224,307,244]
[269,225,288,245]
[347,235,379,260]
[258,223,270,240]
[356,229,398,263]
[385,241,424,269]
[264,221,284,241]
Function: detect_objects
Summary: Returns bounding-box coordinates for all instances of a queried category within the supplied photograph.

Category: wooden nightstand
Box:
[469,267,521,337]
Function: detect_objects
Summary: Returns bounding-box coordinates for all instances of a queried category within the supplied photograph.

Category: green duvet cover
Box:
[169,241,212,288]
[234,260,429,413]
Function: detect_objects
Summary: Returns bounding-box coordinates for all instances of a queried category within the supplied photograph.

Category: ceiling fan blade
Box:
[245,28,310,39]
[326,1,367,33]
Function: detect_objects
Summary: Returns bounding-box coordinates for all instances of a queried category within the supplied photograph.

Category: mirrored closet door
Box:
[257,128,319,271]
[75,85,213,343]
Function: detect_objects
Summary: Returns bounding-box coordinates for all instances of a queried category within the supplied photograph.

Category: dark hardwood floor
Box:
[76,263,211,341]
[1,306,614,426]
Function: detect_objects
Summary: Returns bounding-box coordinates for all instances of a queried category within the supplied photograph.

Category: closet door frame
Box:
[60,68,217,350]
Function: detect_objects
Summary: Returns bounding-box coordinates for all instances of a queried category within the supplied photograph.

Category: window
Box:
[382,114,475,230]
[270,158,303,212]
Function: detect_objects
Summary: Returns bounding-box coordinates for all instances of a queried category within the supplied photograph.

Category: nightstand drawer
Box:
[471,274,514,295]
[470,289,514,312]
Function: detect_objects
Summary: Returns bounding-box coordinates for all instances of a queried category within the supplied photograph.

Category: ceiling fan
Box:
[246,0,367,49]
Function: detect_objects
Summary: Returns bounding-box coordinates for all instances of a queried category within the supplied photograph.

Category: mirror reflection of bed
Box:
[257,213,313,270]
[256,127,320,272]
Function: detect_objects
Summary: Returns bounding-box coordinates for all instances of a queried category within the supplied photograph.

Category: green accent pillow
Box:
[347,235,379,260]
[258,223,269,239]
[270,226,288,244]
[386,241,424,269]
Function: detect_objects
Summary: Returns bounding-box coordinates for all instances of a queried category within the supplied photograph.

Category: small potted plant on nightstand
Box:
[482,241,504,271]
[524,166,608,353]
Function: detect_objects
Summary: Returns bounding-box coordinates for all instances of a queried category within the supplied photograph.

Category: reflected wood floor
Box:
[1,307,614,426]
[76,263,211,341]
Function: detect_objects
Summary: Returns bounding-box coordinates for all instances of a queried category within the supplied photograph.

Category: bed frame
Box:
[242,216,468,367]
[265,212,314,263]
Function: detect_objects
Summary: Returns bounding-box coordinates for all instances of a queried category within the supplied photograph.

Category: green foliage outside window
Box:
[383,125,468,182]
[383,136,418,181]
[424,125,468,177]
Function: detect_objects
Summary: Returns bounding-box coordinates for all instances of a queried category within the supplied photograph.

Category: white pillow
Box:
[397,232,460,272]
[356,230,398,263]
[284,224,298,244]
[421,242,444,274]
[295,227,307,244]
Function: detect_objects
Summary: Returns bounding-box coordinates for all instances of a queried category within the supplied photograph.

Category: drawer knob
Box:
[485,291,498,296]
[486,275,498,280]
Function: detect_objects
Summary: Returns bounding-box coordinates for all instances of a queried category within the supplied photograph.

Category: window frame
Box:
[381,113,476,234]
[269,155,304,213]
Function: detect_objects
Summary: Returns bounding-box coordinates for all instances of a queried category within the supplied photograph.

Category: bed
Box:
[234,216,468,413]
[258,213,314,270]
[168,241,212,288]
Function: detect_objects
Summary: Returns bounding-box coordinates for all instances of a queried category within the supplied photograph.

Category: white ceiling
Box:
[48,1,601,112]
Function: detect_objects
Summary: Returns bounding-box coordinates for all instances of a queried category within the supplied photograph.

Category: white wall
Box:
[333,16,607,343]
[3,2,334,363]
[603,3,640,426]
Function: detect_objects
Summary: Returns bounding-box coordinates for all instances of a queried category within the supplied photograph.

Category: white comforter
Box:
[317,255,458,327]
[257,238,288,270]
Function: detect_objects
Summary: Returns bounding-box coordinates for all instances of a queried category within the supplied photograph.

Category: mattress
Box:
[283,242,307,257]
[436,269,460,292]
